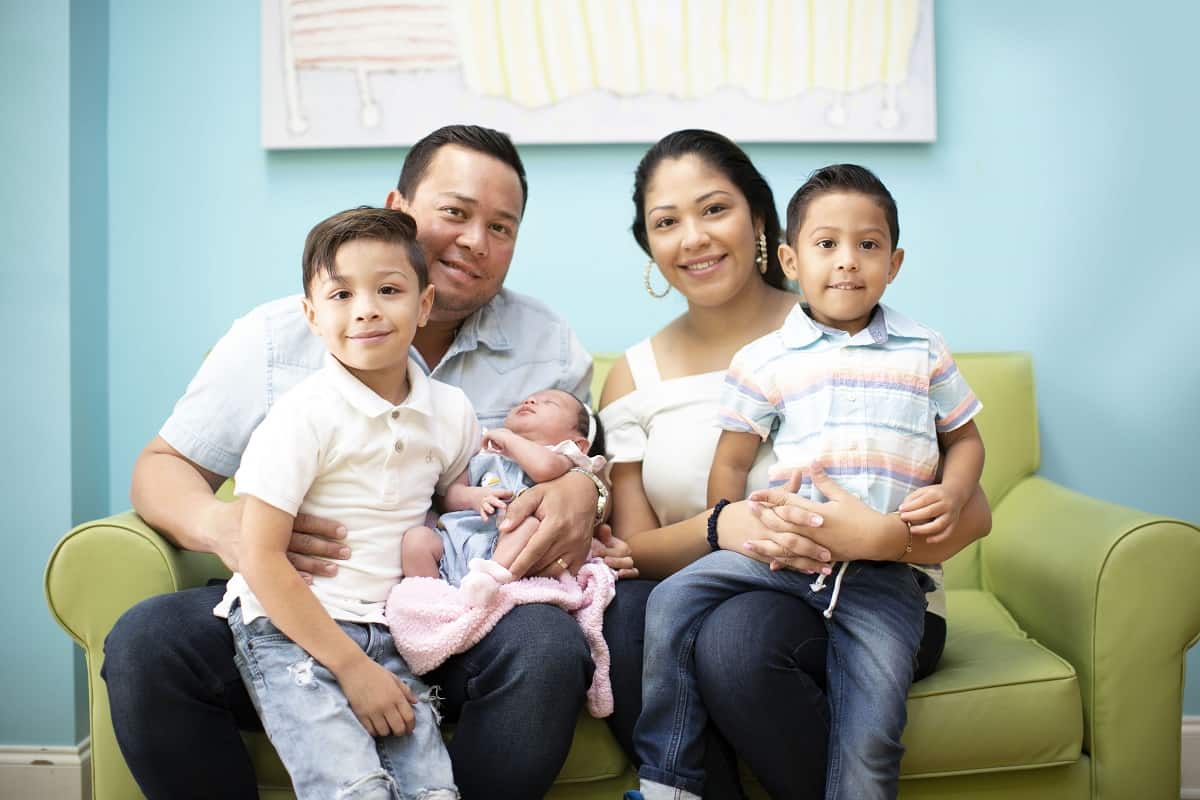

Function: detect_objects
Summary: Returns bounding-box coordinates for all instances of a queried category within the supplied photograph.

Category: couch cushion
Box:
[901,589,1082,776]
[245,704,629,791]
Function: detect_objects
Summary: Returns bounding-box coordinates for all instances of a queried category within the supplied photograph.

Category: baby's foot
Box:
[459,559,514,605]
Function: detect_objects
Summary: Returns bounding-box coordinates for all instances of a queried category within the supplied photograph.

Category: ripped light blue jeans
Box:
[228,604,457,800]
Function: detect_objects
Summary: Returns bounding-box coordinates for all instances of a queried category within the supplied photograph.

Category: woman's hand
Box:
[745,463,906,567]
[591,524,639,579]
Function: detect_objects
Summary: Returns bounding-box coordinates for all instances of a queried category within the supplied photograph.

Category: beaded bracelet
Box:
[707,499,730,552]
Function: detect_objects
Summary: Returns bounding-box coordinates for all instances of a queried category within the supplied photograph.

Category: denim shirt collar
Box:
[455,290,515,353]
[780,302,927,349]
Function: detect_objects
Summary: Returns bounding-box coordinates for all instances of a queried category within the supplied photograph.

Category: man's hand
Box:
[208,499,349,580]
[335,656,419,737]
[499,471,596,578]
[898,483,967,543]
[591,524,638,579]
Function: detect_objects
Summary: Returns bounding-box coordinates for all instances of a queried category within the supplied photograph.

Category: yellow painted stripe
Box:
[533,0,556,104]
[630,0,645,93]
[682,0,691,97]
[493,0,511,98]
[720,0,729,84]
[578,0,598,89]
[763,0,773,99]
[881,0,893,82]
[844,0,855,91]
[806,0,815,87]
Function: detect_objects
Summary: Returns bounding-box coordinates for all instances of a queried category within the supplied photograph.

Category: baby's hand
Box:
[336,657,418,737]
[899,484,966,544]
[482,428,515,454]
[477,489,513,520]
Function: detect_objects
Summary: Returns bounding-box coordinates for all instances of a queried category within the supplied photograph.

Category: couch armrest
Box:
[44,511,231,800]
[980,476,1200,800]
[45,510,228,651]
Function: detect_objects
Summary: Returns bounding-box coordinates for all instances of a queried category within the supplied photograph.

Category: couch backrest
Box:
[589,351,1039,590]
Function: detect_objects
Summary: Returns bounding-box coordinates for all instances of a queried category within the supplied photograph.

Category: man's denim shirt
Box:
[160,289,593,478]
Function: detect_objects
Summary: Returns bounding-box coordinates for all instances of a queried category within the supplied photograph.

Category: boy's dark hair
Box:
[631,129,787,290]
[785,164,900,250]
[575,400,607,460]
[302,207,428,296]
[396,124,528,214]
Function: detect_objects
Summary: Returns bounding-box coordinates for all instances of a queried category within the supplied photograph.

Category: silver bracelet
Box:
[568,467,608,524]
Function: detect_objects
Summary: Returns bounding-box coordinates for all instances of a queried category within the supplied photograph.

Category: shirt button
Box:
[391,410,400,420]
[393,441,403,454]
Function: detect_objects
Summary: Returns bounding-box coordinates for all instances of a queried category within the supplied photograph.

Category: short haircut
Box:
[302,207,428,297]
[785,164,900,250]
[395,124,528,214]
[631,129,787,290]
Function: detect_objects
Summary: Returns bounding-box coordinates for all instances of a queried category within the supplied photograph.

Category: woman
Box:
[599,130,992,798]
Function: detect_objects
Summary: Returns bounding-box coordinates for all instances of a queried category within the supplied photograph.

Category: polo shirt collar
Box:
[322,352,435,418]
[779,302,927,349]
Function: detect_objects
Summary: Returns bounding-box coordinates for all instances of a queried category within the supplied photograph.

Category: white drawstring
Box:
[810,560,852,618]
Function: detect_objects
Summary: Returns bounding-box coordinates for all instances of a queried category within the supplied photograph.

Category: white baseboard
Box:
[1184,716,1200,799]
[0,738,90,800]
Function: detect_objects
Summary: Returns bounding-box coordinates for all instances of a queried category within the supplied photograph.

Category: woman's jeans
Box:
[228,605,455,800]
[633,551,930,800]
[103,582,593,800]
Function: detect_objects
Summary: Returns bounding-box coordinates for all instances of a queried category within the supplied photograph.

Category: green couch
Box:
[45,352,1200,799]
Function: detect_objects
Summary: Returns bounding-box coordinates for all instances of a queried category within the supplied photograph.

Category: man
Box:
[105,125,626,800]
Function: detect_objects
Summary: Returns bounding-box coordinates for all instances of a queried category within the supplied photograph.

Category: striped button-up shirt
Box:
[718,303,981,514]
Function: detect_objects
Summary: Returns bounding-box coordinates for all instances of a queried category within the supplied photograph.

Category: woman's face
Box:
[642,155,761,307]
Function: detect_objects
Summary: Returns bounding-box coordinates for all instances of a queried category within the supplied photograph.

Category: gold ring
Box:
[556,558,569,571]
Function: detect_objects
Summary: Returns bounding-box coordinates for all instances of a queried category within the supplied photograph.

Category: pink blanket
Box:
[385,559,617,717]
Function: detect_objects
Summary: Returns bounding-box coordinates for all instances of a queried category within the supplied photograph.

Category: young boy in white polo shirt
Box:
[213,207,477,800]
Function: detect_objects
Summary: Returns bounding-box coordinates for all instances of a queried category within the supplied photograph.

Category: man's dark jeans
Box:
[103,582,593,800]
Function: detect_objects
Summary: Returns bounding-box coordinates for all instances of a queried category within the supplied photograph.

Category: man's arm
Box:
[130,439,348,575]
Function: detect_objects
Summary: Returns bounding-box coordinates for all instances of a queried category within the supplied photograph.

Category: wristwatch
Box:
[568,467,608,525]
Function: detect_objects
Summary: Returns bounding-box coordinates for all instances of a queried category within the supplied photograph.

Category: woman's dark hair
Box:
[785,163,900,250]
[631,129,786,290]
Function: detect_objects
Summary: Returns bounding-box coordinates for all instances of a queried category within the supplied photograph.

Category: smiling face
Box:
[386,144,524,324]
[302,238,435,399]
[503,389,587,448]
[642,155,763,307]
[779,191,905,335]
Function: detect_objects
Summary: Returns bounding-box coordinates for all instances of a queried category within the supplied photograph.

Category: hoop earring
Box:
[755,232,768,274]
[644,259,670,299]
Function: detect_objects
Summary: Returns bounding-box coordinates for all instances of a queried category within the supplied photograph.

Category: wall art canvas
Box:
[261,0,937,147]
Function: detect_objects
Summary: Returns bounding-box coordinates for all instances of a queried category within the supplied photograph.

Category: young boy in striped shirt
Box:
[630,164,984,800]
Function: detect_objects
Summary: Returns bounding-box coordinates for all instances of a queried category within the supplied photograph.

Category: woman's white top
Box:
[599,337,947,618]
[599,338,774,526]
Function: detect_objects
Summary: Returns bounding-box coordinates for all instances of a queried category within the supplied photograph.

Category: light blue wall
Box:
[4,0,1198,747]
[0,0,87,745]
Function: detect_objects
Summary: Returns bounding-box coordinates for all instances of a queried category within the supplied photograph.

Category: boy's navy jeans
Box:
[634,550,930,800]
[228,604,455,800]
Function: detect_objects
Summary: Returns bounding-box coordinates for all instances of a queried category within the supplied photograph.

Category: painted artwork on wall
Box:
[261,0,936,148]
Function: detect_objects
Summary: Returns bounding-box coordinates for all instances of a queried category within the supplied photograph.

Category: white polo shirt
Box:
[214,353,480,625]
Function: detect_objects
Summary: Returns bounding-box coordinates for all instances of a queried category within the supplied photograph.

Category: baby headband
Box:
[585,406,597,446]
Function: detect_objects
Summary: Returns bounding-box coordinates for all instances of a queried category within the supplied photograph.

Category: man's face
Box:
[388,145,524,324]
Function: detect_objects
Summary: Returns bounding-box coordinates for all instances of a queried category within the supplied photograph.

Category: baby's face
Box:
[503,390,584,446]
